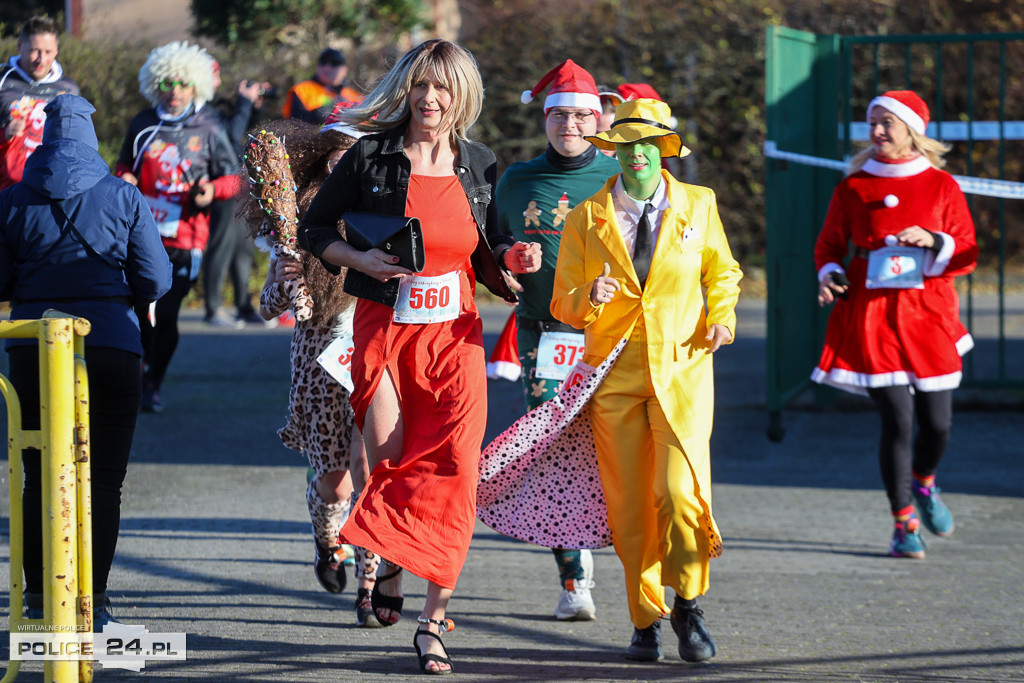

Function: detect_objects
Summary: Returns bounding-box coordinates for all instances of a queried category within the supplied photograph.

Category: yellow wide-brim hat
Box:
[586,98,690,158]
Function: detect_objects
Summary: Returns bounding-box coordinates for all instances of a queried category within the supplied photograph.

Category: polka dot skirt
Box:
[476,339,631,549]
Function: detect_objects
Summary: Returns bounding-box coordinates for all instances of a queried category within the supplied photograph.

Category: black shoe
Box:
[370,565,404,626]
[355,587,385,628]
[93,594,122,632]
[670,598,716,662]
[237,308,268,326]
[313,541,347,593]
[624,619,662,661]
[24,592,43,620]
[140,385,162,413]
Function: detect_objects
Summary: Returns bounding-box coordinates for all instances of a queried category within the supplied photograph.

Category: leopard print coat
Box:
[261,281,355,477]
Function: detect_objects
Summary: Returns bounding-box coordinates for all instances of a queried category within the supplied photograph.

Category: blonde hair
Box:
[847,111,951,175]
[340,39,483,141]
[138,41,215,109]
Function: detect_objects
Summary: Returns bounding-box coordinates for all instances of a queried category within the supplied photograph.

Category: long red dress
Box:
[812,156,978,395]
[341,174,486,589]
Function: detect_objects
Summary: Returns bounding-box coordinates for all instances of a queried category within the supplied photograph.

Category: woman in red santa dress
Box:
[813,89,977,560]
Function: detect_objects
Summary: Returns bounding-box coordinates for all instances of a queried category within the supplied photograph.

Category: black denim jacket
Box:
[298,126,518,307]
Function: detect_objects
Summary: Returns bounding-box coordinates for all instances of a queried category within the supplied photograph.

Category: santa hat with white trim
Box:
[868,90,929,135]
[521,60,601,114]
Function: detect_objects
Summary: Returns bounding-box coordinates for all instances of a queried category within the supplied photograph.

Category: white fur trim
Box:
[487,360,522,382]
[869,96,926,135]
[862,156,932,178]
[818,262,845,284]
[915,371,964,392]
[922,232,955,277]
[811,365,965,396]
[955,332,974,356]
[543,92,602,112]
[521,90,534,104]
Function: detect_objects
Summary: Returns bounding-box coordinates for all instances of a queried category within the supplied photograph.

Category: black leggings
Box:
[9,345,141,596]
[136,248,197,389]
[866,385,953,513]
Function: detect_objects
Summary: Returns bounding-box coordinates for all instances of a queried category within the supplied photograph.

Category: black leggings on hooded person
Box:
[9,345,141,597]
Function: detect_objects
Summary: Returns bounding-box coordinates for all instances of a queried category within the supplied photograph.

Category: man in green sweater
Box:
[496,60,620,621]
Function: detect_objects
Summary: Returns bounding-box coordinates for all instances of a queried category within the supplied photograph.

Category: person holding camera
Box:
[202,63,275,328]
[116,41,240,413]
[813,90,978,559]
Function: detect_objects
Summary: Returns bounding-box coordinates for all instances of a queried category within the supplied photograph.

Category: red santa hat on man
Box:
[867,90,929,136]
[521,60,601,114]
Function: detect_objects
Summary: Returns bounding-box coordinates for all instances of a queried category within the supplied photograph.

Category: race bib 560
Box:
[393,271,461,324]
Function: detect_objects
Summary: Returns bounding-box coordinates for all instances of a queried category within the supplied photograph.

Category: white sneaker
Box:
[553,549,596,621]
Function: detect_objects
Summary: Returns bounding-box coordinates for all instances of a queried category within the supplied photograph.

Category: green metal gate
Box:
[764,27,1024,441]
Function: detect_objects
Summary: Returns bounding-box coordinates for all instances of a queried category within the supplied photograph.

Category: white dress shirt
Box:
[611,176,669,254]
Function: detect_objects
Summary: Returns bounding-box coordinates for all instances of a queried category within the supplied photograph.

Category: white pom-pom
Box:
[884,194,899,208]
[521,90,534,104]
[884,234,899,247]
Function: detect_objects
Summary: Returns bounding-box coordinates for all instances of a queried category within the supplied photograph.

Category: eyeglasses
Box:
[159,79,194,92]
[549,110,594,124]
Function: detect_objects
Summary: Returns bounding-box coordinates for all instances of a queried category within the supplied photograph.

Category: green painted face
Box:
[615,139,662,200]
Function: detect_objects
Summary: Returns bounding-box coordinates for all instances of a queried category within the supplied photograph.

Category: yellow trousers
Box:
[590,333,712,629]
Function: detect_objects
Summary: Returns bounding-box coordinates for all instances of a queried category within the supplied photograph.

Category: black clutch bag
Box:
[342,212,424,273]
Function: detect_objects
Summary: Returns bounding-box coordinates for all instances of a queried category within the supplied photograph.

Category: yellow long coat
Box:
[550,170,742,554]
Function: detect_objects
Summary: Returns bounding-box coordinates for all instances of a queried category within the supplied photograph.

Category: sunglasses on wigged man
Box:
[159,79,194,92]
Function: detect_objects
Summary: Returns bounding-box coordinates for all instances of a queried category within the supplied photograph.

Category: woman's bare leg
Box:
[416,582,454,673]
[362,369,404,622]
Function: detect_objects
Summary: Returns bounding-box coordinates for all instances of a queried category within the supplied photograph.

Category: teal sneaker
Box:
[912,484,955,536]
[890,518,926,559]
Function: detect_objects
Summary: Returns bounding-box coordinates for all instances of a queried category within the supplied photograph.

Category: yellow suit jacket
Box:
[550,171,742,460]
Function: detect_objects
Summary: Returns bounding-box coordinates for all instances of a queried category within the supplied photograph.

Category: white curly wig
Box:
[138,41,215,108]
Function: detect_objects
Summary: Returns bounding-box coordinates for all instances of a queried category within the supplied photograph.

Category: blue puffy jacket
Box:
[0,94,172,354]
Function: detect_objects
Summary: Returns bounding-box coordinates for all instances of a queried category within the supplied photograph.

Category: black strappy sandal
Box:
[414,617,454,675]
[370,562,404,626]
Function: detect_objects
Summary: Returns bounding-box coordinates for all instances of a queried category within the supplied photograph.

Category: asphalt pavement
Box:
[2,297,1023,682]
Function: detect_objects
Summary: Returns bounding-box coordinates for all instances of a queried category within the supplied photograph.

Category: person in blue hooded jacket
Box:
[0,93,172,627]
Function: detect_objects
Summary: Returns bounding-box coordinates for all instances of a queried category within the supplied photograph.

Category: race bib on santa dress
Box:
[144,194,183,239]
[536,331,587,380]
[393,271,461,324]
[866,246,925,289]
[316,334,355,392]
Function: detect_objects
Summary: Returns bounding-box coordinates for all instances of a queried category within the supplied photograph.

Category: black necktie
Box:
[632,202,653,287]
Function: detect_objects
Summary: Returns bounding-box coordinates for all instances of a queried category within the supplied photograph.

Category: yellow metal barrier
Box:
[2,312,94,683]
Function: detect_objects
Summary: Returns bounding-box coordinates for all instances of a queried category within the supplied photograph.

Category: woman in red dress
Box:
[814,90,977,560]
[298,39,540,673]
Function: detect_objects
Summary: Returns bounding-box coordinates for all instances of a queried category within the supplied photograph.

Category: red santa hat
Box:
[486,311,521,382]
[521,60,601,114]
[616,83,678,129]
[617,83,663,102]
[867,90,929,135]
[321,101,365,138]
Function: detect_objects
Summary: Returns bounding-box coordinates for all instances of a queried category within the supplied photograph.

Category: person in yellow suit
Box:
[550,98,742,663]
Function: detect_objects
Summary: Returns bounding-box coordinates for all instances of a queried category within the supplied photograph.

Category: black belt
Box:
[854,247,871,259]
[517,318,578,334]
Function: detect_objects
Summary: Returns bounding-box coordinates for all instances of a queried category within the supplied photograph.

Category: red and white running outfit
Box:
[812,155,978,394]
